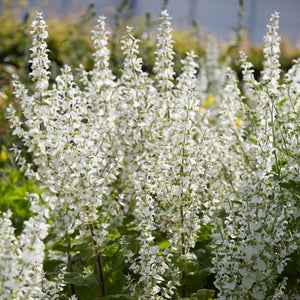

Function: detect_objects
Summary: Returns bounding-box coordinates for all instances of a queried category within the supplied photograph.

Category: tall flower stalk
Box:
[211,12,300,299]
[153,9,175,120]
[8,12,121,298]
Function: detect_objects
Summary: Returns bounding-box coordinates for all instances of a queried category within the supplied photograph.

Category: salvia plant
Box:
[210,12,300,299]
[2,9,299,300]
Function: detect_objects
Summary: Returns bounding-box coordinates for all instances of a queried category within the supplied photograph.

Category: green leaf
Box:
[280,180,300,193]
[69,253,86,273]
[52,244,70,253]
[231,200,243,205]
[43,259,66,273]
[103,255,125,295]
[216,208,228,219]
[247,137,258,145]
[278,98,288,106]
[190,289,215,300]
[253,84,263,91]
[76,285,102,300]
[176,258,199,272]
[186,269,212,293]
[157,240,170,250]
[105,243,119,257]
[64,272,98,287]
[87,254,99,266]
[125,234,139,253]
[285,150,294,158]
[78,243,95,265]
[0,168,37,234]
[139,110,148,114]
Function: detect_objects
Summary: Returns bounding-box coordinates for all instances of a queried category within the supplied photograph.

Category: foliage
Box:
[0,167,38,234]
[0,144,39,235]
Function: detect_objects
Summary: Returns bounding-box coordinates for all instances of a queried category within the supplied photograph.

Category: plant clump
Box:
[2,9,299,300]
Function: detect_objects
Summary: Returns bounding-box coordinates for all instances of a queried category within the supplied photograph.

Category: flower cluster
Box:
[211,12,300,299]
[0,210,49,299]
[29,12,50,93]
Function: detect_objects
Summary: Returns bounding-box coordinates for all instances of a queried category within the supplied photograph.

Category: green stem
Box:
[89,224,106,297]
[67,240,79,299]
[180,200,186,298]
[270,95,281,178]
[179,95,190,298]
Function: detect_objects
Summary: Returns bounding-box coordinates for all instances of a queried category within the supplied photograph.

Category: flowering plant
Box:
[211,12,300,299]
[2,9,299,300]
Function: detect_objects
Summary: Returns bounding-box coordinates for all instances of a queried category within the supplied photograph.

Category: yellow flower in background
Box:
[198,94,216,116]
[203,94,216,107]
[199,106,206,115]
[0,146,8,163]
[235,118,243,128]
